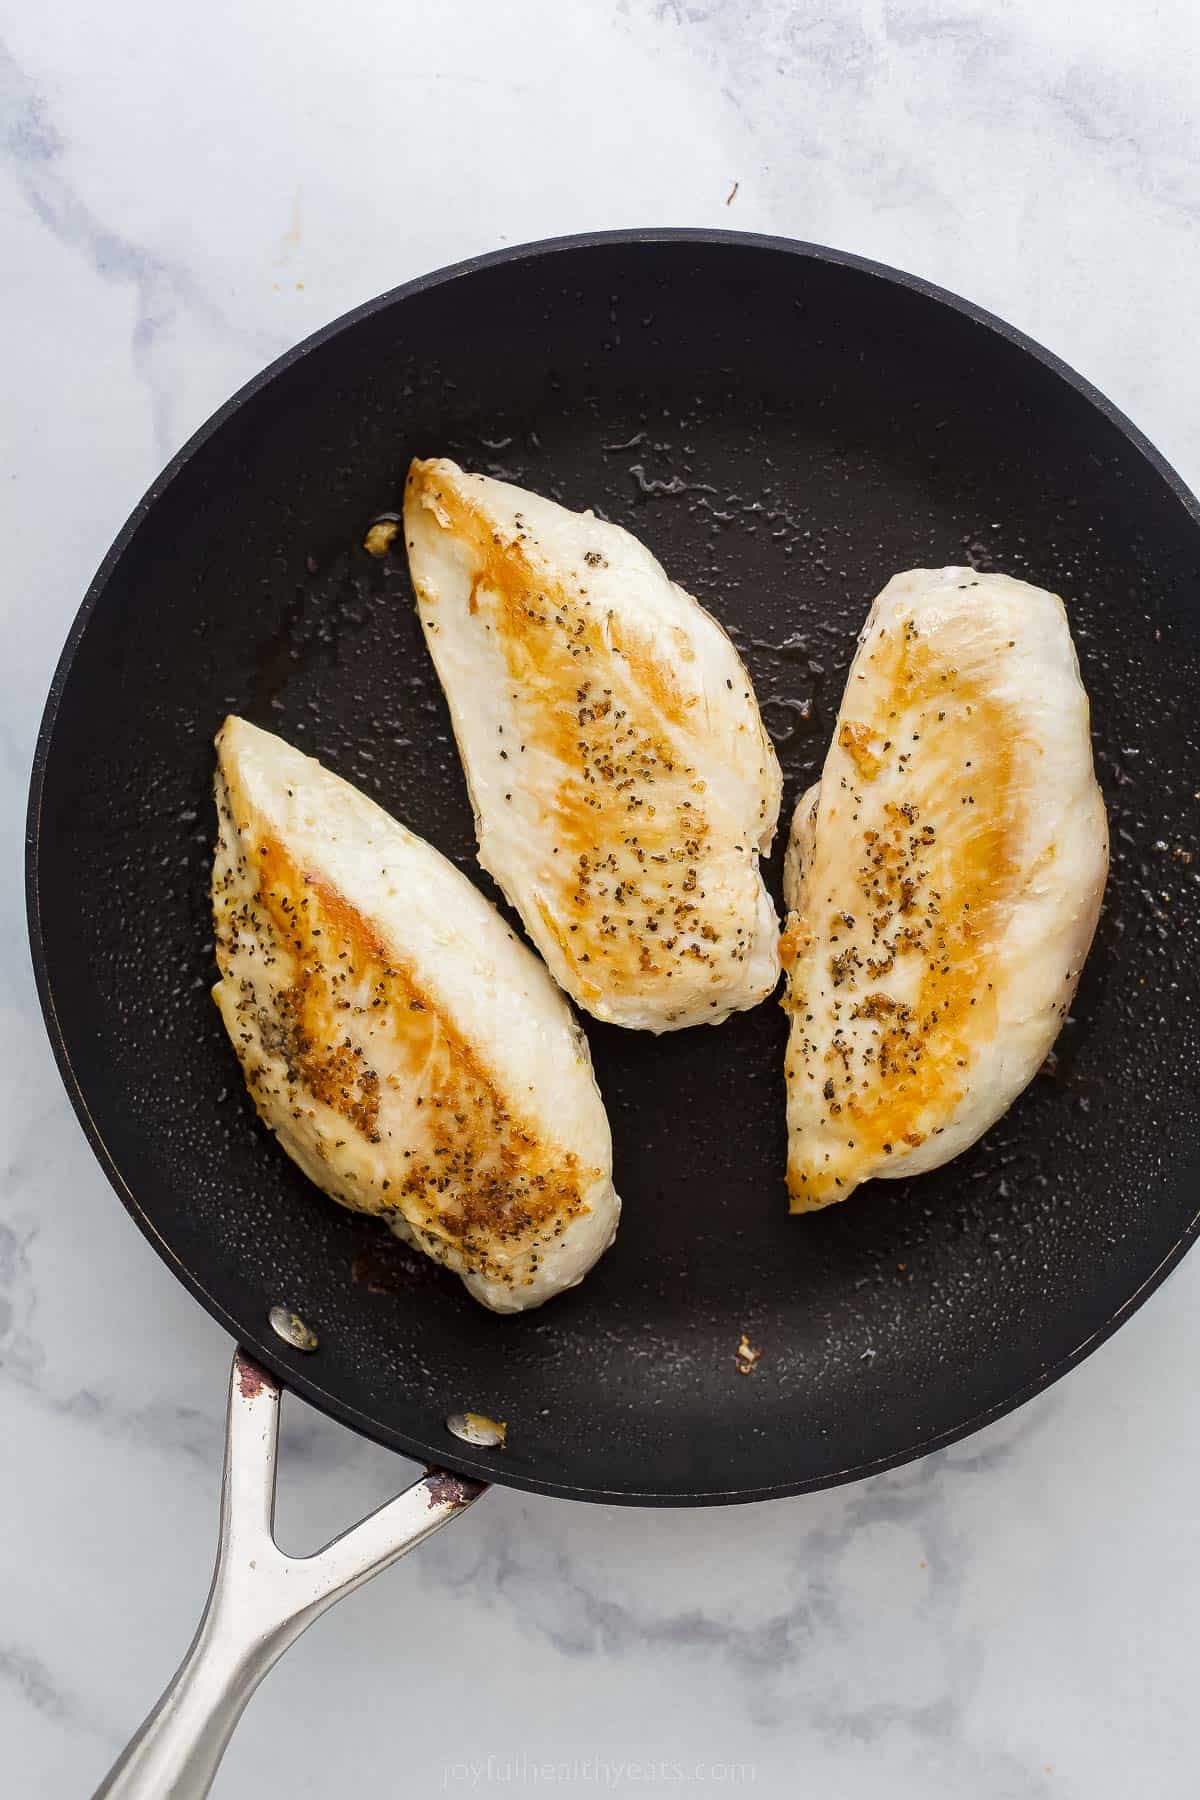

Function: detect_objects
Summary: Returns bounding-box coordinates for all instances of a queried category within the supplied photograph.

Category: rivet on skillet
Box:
[446,1412,507,1448]
[269,1306,319,1352]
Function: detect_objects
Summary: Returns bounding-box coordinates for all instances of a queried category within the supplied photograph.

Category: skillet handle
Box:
[92,1348,486,1800]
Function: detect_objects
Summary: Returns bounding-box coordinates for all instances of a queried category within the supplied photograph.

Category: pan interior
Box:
[30,238,1200,1501]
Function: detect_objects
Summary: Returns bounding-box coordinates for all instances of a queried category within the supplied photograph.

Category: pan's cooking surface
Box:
[28,234,1200,1502]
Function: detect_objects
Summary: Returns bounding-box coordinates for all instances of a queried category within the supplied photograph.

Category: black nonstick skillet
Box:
[27,231,1200,1795]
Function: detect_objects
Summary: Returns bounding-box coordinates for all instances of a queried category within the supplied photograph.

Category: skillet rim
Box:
[25,227,1200,1505]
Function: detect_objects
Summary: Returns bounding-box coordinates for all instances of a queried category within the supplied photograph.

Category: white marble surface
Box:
[4,3,1200,1794]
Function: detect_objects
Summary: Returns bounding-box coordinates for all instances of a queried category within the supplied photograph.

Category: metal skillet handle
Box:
[93,1349,486,1799]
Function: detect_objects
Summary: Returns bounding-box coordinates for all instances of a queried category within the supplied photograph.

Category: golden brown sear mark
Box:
[787,624,1022,1209]
[216,807,585,1276]
[838,720,884,781]
[778,913,807,974]
[407,462,737,1001]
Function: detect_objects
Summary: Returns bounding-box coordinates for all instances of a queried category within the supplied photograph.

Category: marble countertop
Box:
[4,3,1200,1794]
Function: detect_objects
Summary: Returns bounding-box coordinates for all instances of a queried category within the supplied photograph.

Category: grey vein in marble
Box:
[1,36,281,462]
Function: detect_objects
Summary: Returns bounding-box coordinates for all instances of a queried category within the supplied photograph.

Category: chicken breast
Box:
[212,717,619,1310]
[403,458,782,1031]
[782,568,1108,1212]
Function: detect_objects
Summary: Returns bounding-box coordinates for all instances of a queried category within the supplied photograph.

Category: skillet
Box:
[26,230,1200,1793]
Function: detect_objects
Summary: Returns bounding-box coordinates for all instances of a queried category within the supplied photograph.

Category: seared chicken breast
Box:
[404,459,782,1031]
[212,717,619,1310]
[782,569,1108,1211]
